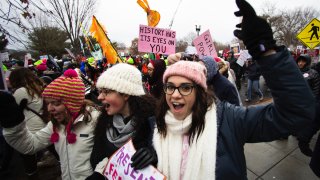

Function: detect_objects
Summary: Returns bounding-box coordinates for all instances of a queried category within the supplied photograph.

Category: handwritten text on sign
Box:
[103,139,165,180]
[193,30,217,58]
[138,25,176,55]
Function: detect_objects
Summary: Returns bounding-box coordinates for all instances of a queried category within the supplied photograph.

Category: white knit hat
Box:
[96,63,145,96]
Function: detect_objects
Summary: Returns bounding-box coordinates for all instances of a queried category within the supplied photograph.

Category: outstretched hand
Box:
[233,0,276,58]
[0,91,26,128]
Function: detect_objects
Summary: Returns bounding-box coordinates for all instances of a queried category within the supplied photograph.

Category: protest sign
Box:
[138,24,176,55]
[193,30,218,58]
[230,43,240,55]
[237,50,251,67]
[24,53,32,67]
[0,61,8,91]
[103,139,166,180]
[0,52,9,62]
[40,55,49,60]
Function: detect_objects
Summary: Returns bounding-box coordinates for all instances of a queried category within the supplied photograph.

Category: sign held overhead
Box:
[138,24,176,55]
[193,30,217,58]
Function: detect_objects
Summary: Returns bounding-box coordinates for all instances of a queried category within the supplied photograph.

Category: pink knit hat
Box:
[163,61,207,90]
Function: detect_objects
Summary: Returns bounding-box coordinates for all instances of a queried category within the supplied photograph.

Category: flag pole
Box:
[93,16,123,63]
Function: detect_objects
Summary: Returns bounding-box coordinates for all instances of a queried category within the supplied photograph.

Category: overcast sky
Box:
[95,0,320,47]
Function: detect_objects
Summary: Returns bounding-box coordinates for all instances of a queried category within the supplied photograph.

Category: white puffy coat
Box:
[13,87,46,134]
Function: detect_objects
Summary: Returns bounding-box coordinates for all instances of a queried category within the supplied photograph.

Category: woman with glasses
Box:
[152,39,314,180]
[86,63,158,180]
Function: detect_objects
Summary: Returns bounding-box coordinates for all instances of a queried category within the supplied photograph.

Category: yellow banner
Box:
[89,16,121,64]
[137,0,160,27]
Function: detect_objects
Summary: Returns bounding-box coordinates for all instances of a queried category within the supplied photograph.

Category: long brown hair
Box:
[9,67,44,99]
[156,84,215,144]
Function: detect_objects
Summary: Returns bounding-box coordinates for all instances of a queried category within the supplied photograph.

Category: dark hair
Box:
[148,60,166,99]
[9,67,44,99]
[156,84,215,144]
[94,94,156,139]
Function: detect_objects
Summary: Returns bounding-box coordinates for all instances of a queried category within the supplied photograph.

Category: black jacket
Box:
[90,95,157,170]
[214,47,314,179]
[297,55,320,98]
[208,73,240,106]
[246,61,261,80]
[90,115,155,170]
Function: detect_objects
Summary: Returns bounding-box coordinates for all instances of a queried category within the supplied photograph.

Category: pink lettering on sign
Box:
[193,30,218,58]
[138,24,176,55]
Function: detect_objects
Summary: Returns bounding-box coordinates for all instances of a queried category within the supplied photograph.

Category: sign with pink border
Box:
[193,30,217,58]
[138,25,176,55]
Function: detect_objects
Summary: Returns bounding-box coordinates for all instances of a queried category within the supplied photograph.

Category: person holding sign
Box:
[87,63,158,180]
[152,0,314,179]
[0,69,100,180]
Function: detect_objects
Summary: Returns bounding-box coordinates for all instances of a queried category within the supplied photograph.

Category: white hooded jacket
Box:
[3,107,100,180]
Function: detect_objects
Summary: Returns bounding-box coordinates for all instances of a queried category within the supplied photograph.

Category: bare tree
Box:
[112,41,126,52]
[129,38,139,55]
[214,41,229,52]
[175,39,188,53]
[0,0,97,50]
[261,6,320,47]
[0,0,34,46]
[182,32,197,46]
[43,0,97,49]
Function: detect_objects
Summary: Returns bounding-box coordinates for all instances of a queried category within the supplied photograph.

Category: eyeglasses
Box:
[164,83,195,96]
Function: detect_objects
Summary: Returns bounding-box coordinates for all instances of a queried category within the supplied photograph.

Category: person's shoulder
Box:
[14,87,28,95]
[87,106,101,120]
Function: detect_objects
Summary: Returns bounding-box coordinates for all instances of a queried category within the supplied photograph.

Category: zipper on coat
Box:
[66,137,72,179]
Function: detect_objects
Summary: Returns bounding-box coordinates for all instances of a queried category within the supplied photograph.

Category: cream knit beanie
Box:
[96,63,145,96]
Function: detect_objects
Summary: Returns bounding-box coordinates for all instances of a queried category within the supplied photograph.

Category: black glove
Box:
[131,147,158,170]
[0,91,26,128]
[233,0,276,58]
[298,140,313,157]
[85,172,105,180]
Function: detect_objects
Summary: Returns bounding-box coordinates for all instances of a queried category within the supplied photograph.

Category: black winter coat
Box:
[246,61,261,80]
[214,47,314,179]
[208,73,240,106]
[90,115,155,170]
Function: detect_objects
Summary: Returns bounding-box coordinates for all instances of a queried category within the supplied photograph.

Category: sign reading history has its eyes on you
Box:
[138,24,176,55]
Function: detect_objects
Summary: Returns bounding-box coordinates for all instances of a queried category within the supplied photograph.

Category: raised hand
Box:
[233,0,276,58]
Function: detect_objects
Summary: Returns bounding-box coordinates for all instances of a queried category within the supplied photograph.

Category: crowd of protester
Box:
[0,0,319,179]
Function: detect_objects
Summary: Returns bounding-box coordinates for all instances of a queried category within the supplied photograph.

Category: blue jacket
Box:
[214,47,315,179]
[208,72,240,106]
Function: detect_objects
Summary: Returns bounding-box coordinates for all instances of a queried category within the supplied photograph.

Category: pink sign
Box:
[138,25,176,55]
[103,139,166,180]
[193,30,217,58]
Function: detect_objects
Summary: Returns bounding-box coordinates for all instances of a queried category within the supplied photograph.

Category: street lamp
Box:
[195,25,201,36]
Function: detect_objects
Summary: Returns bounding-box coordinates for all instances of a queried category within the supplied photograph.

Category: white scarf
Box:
[153,104,217,180]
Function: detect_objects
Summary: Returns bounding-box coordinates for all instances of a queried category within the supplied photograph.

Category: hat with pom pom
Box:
[42,69,85,144]
[43,69,85,116]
